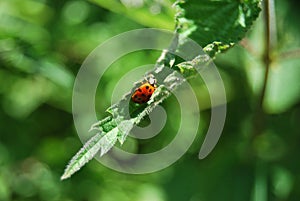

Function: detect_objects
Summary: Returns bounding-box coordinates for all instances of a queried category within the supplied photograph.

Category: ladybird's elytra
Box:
[131,77,157,104]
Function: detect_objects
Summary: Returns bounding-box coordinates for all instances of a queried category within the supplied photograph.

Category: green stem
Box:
[252,0,276,200]
[253,0,275,136]
[261,0,272,107]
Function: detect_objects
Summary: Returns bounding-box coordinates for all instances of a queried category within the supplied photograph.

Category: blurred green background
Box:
[0,0,299,201]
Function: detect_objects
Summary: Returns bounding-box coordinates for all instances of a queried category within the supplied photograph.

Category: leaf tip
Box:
[60,173,70,181]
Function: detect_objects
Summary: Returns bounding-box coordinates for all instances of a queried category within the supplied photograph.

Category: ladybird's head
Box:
[147,74,156,86]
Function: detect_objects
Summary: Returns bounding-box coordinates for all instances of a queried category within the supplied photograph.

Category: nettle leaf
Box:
[61,50,210,179]
[176,0,261,56]
[61,0,261,179]
[60,132,109,180]
[61,117,118,180]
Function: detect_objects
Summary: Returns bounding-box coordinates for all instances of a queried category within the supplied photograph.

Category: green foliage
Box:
[61,0,261,179]
[61,52,212,179]
[89,0,175,29]
[176,0,261,56]
[1,0,300,201]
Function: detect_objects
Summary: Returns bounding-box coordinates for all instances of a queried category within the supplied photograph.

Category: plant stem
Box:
[253,0,275,135]
[259,0,275,103]
[252,0,276,201]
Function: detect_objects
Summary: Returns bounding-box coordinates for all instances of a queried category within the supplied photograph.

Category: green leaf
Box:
[61,49,211,179]
[89,0,175,30]
[61,0,261,179]
[60,131,107,180]
[175,54,212,78]
[176,0,261,56]
[61,116,119,180]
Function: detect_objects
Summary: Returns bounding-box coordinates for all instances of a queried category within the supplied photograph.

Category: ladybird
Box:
[131,76,157,104]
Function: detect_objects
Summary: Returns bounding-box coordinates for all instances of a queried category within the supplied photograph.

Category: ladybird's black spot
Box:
[138,88,142,92]
[141,93,146,97]
[149,89,152,92]
[146,85,149,89]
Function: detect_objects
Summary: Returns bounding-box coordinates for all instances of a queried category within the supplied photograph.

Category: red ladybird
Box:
[131,76,157,104]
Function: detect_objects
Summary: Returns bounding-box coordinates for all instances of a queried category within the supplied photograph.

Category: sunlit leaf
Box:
[176,0,261,56]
